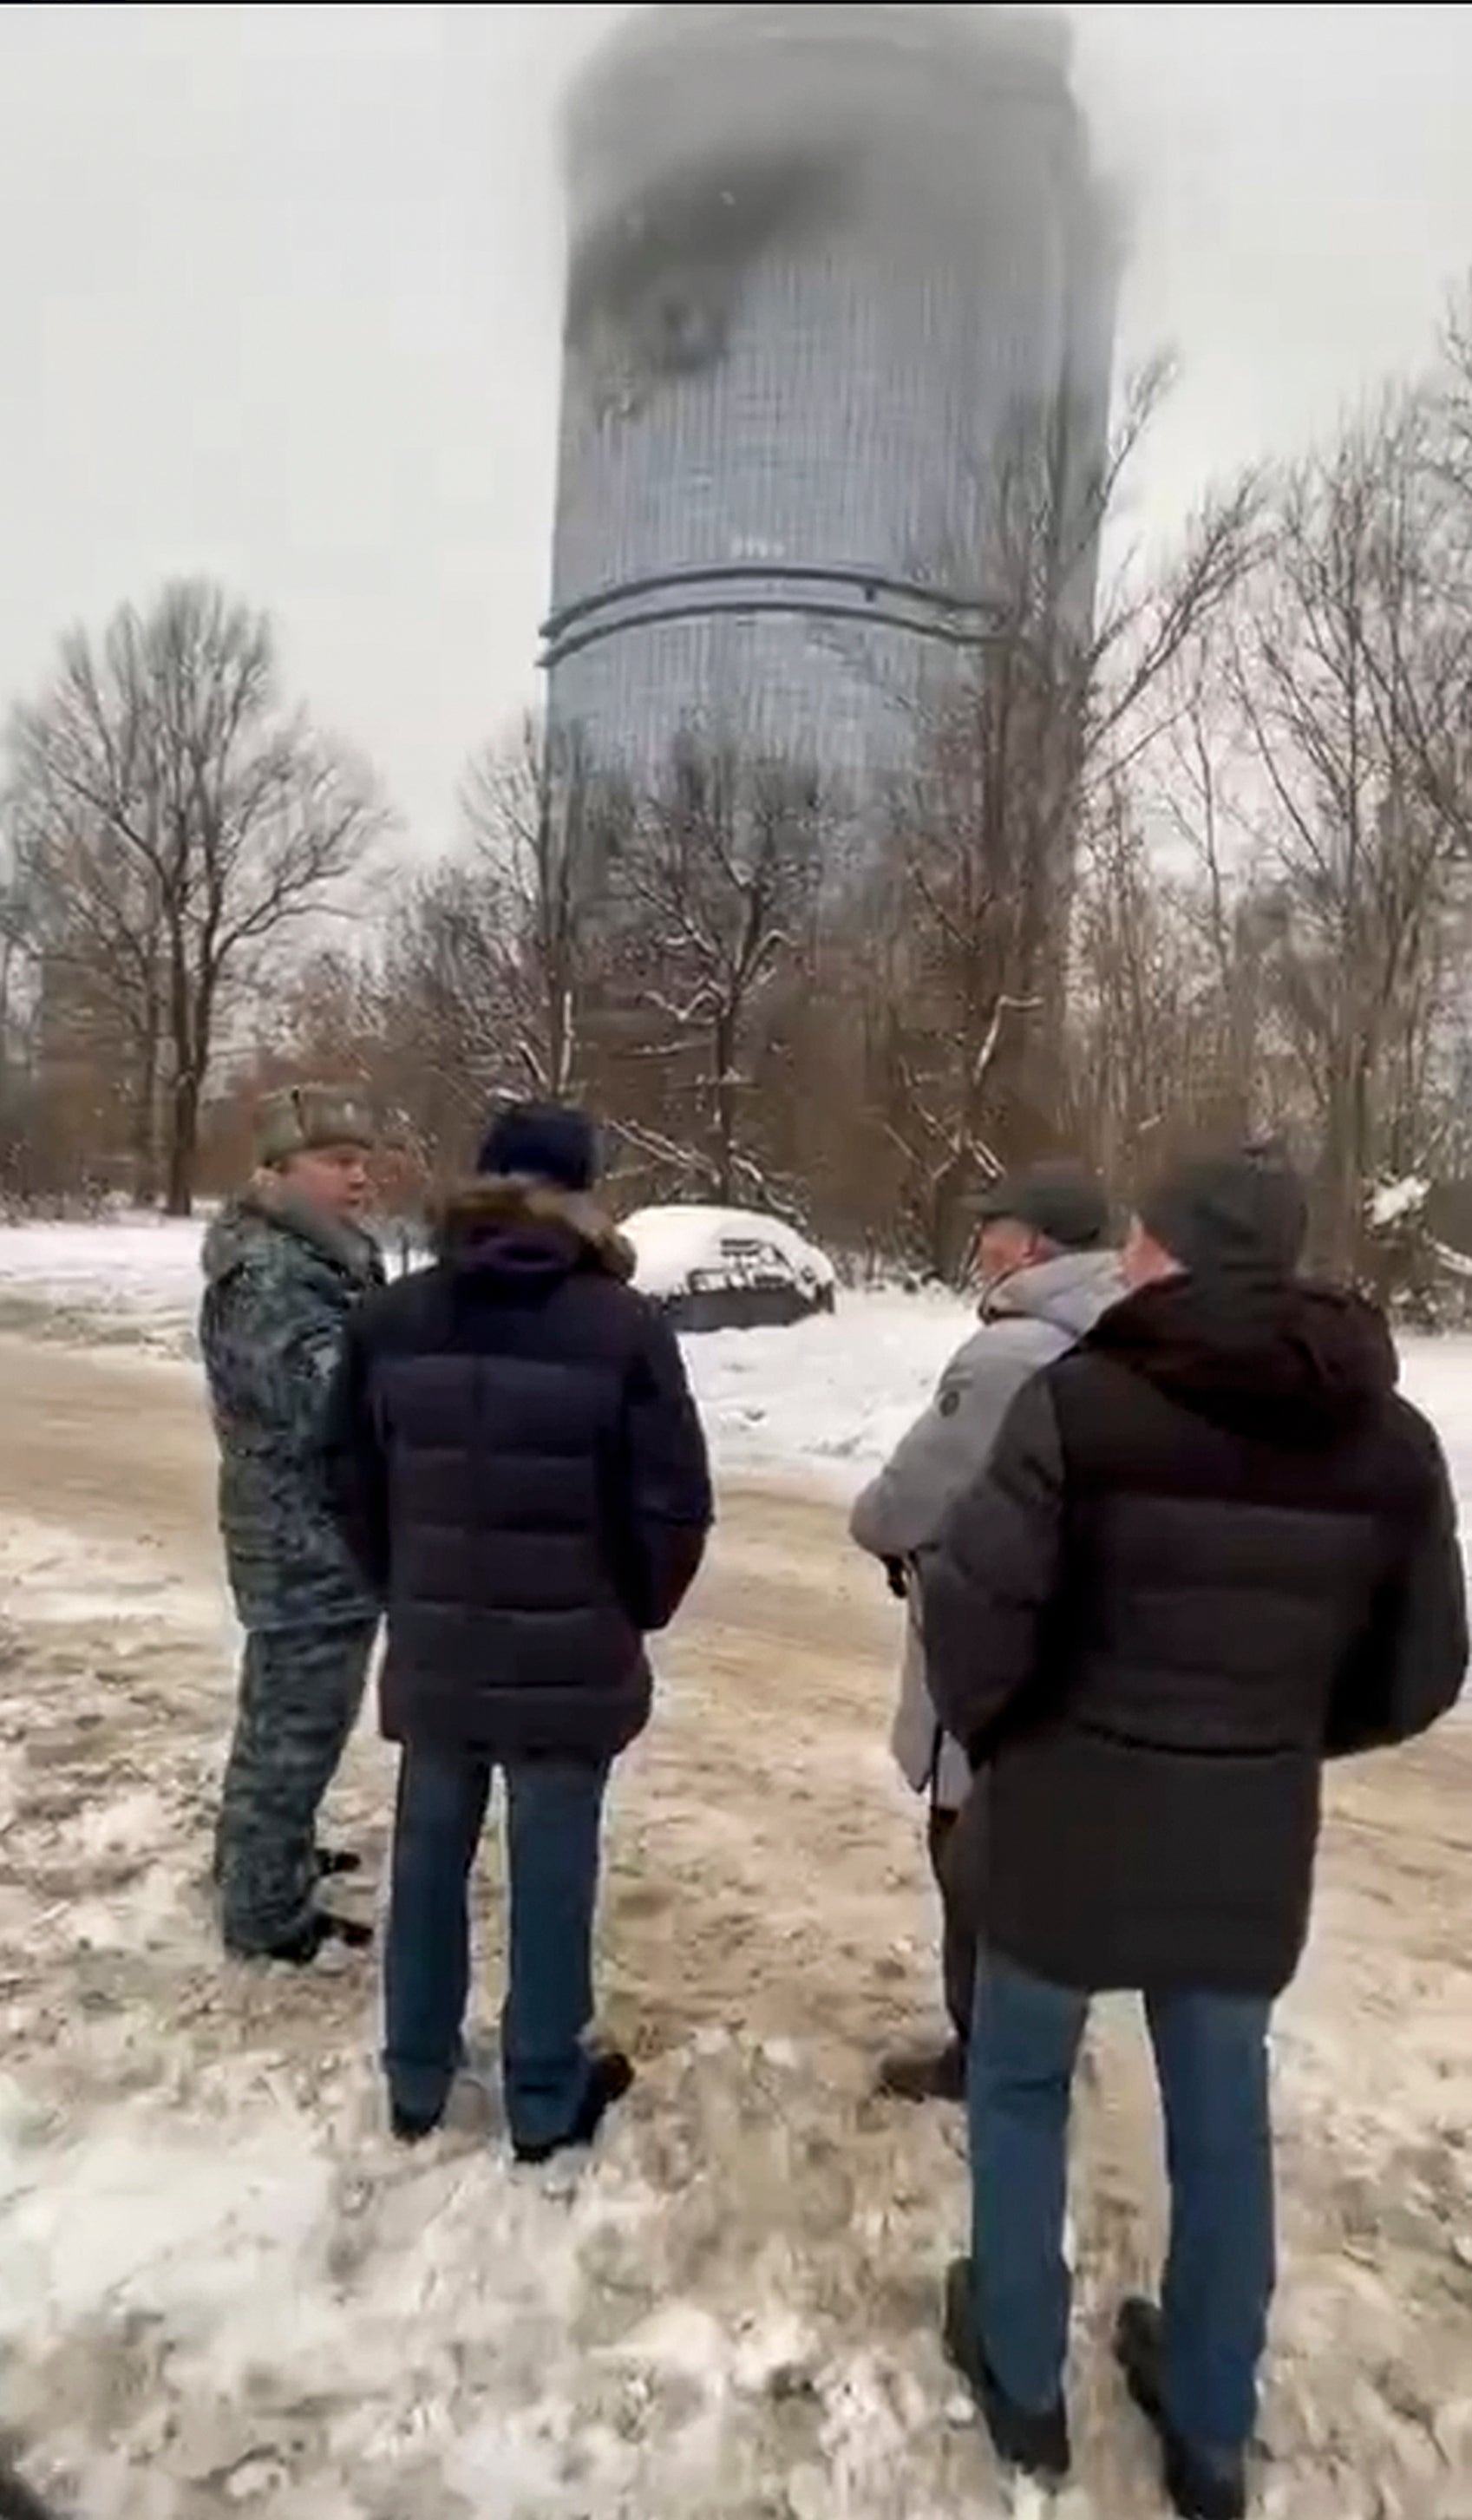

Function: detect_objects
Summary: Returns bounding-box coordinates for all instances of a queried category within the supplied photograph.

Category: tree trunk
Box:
[1313,1058,1371,1285]
[165,1071,201,1217]
[546,973,574,1103]
[712,1009,737,1206]
[165,957,217,1219]
[129,995,161,1208]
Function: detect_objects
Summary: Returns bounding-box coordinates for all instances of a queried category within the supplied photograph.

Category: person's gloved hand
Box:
[884,1557,908,1601]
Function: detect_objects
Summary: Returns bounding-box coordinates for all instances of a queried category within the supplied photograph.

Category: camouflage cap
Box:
[254,1083,377,1169]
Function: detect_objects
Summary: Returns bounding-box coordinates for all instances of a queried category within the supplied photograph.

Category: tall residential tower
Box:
[543,3,1117,788]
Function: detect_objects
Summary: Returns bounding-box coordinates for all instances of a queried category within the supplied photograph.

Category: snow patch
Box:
[1370,1177,1430,1229]
[0,1212,202,1347]
[0,2094,333,2345]
[0,1513,221,1636]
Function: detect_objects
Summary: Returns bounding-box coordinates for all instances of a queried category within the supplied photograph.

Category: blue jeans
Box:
[969,1955,1275,2452]
[383,1748,609,2154]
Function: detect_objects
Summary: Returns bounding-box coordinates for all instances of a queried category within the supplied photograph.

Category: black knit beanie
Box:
[475,1103,599,1194]
[1138,1144,1308,1281]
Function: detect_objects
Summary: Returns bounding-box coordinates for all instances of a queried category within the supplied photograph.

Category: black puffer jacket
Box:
[324,1178,713,1762]
[920,1275,1467,1997]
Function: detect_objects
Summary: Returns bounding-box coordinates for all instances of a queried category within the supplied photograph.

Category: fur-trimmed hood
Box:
[433,1174,636,1285]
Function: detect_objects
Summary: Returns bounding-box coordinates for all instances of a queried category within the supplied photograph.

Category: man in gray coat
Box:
[851,1164,1121,2099]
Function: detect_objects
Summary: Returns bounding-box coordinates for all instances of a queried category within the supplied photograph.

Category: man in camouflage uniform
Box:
[201,1085,384,1962]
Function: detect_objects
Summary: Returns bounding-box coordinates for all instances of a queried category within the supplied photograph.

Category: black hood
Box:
[431,1175,636,1294]
[1085,1274,1397,1447]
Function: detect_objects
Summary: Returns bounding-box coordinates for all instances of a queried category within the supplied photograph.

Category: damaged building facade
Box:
[542,2,1119,799]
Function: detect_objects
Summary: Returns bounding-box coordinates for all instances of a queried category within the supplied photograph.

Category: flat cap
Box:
[1139,1142,1308,1281]
[970,1161,1109,1252]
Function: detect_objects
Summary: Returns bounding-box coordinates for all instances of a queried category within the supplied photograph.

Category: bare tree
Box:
[4,579,381,1212]
[367,717,618,1165]
[1221,399,1469,1273]
[0,855,37,1197]
[1065,781,1195,1181]
[381,860,520,1147]
[0,849,32,1054]
[868,364,1263,1270]
[611,735,826,1208]
[1411,287,1472,854]
[460,717,614,1103]
[3,761,168,1197]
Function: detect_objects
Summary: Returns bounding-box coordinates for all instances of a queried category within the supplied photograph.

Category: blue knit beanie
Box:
[475,1102,599,1193]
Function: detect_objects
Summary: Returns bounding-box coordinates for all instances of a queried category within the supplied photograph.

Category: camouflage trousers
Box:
[215,1621,376,1955]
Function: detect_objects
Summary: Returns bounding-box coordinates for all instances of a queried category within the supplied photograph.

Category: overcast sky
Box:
[2,2,1469,851]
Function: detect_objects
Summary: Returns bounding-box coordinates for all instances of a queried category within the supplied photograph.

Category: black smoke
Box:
[566,144,857,393]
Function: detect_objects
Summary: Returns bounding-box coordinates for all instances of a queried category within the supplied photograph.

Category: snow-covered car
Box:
[622,1203,836,1334]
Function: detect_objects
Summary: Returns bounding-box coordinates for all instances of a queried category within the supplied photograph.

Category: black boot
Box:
[0,2457,62,2520]
[389,2098,444,2145]
[227,1908,373,1967]
[315,1848,363,1881]
[943,2258,1071,2485]
[877,2039,967,2104]
[514,2051,634,2167]
[1115,2299,1248,2520]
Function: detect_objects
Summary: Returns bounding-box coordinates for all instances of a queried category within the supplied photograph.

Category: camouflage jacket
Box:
[200,1189,385,1632]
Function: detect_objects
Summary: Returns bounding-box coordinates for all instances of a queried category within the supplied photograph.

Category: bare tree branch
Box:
[3,579,382,1210]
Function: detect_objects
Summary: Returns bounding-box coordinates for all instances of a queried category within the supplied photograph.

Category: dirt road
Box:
[1,1335,1469,2520]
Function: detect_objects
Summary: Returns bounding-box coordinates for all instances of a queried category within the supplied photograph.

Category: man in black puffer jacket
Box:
[325,1104,713,2163]
[919,1146,1467,2518]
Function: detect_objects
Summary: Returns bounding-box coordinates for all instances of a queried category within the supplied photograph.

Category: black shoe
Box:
[943,2258,1070,2485]
[389,2099,444,2145]
[0,2455,62,2520]
[315,1847,363,1881]
[877,2039,967,2104]
[1115,2299,1248,2520]
[228,1908,373,1967]
[513,2051,635,2167]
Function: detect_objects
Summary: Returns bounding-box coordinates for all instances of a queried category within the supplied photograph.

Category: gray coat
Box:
[850,1249,1122,1809]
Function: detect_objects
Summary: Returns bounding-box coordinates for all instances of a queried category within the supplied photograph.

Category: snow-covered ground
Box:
[0,1214,963,1489]
[1,1218,1470,2518]
[0,1357,1469,2520]
[6,1210,1472,1525]
[0,1213,205,1342]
